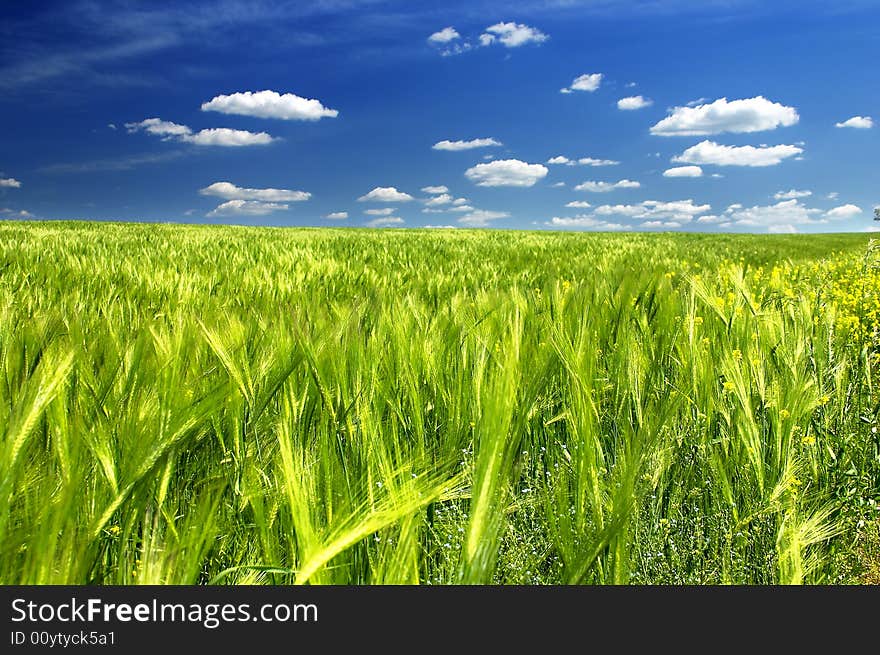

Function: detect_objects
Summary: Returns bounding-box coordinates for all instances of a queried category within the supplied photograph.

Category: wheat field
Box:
[1,221,878,585]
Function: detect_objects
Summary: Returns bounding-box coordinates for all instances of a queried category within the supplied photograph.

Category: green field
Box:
[1,221,878,584]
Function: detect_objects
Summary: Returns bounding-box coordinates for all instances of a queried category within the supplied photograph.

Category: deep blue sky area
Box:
[1,0,878,232]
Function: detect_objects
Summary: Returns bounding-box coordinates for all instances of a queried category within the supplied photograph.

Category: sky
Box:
[1,0,878,233]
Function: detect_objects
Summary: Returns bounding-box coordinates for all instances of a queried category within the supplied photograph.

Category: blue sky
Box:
[1,0,878,232]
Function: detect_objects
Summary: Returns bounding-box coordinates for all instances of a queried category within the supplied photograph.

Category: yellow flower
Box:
[801,435,816,446]
[723,381,735,392]
[780,409,791,420]
[819,394,831,406]
[693,316,703,326]
[732,349,742,361]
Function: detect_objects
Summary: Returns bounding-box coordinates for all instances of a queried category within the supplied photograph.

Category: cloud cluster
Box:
[200,180,310,217]
[0,177,21,188]
[201,90,338,121]
[650,97,799,136]
[465,159,548,187]
[457,209,509,227]
[774,189,811,200]
[428,22,547,55]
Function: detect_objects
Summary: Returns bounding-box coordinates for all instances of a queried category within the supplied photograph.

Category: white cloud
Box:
[125,118,192,138]
[696,215,723,224]
[199,181,310,202]
[207,200,288,217]
[641,220,682,229]
[663,166,703,178]
[424,194,453,206]
[593,199,710,221]
[618,95,653,111]
[457,209,509,227]
[201,90,338,121]
[432,137,502,151]
[548,216,627,230]
[126,118,274,146]
[551,182,566,187]
[566,201,592,208]
[424,224,458,229]
[364,208,396,216]
[428,27,460,44]
[672,140,803,167]
[0,177,21,188]
[826,204,862,219]
[0,207,32,218]
[835,116,873,129]
[358,187,414,202]
[324,211,348,220]
[724,199,823,228]
[480,22,548,48]
[561,73,602,94]
[827,192,839,200]
[183,128,275,146]
[421,185,449,194]
[574,179,640,192]
[768,224,798,233]
[547,155,619,166]
[774,189,812,200]
[465,159,548,187]
[447,205,474,212]
[366,216,404,227]
[650,96,799,136]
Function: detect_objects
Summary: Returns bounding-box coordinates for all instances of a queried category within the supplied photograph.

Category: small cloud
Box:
[324,212,348,220]
[107,123,117,130]
[366,216,404,227]
[547,155,619,167]
[364,208,396,216]
[125,118,192,138]
[465,159,548,187]
[827,192,839,200]
[0,177,22,188]
[207,200,288,217]
[421,185,449,194]
[428,27,460,44]
[480,22,548,48]
[617,96,653,111]
[826,204,862,219]
[548,216,628,230]
[201,90,338,121]
[551,182,566,188]
[358,187,414,202]
[432,137,502,151]
[773,189,812,200]
[835,116,873,129]
[565,201,592,208]
[424,224,458,229]
[199,181,309,202]
[663,166,703,178]
[561,73,602,94]
[574,179,640,192]
[457,209,509,227]
[672,140,803,167]
[184,128,275,147]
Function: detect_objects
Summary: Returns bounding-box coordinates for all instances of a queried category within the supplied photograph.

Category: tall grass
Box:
[0,221,877,584]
